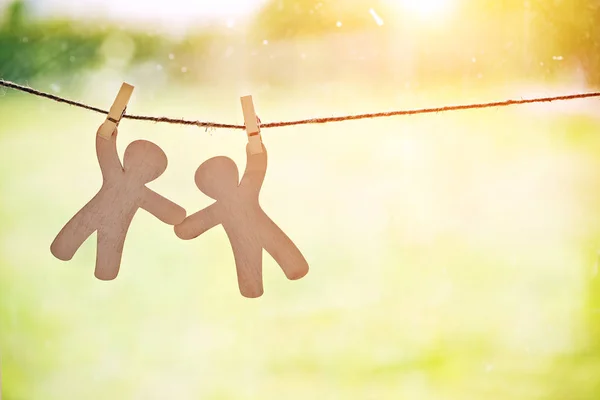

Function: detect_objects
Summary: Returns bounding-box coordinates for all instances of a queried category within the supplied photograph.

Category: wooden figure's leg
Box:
[261,217,309,281]
[94,228,127,281]
[50,205,97,261]
[229,236,264,298]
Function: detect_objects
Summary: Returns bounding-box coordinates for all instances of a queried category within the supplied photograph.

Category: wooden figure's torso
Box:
[219,196,265,246]
[94,172,144,231]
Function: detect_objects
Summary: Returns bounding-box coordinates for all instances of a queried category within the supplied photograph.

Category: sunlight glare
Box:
[398,0,454,20]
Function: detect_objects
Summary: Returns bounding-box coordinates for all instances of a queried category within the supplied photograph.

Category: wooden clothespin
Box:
[97,83,134,139]
[240,95,263,154]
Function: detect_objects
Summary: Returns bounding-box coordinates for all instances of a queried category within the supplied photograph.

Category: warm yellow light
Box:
[398,0,454,20]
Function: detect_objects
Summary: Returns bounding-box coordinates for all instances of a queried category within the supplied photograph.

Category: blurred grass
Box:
[2,83,600,399]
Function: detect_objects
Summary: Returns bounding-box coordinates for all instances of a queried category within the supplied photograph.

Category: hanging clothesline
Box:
[1,79,599,130]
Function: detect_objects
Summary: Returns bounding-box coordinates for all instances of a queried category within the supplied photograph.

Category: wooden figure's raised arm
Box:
[95,127,123,178]
[240,143,268,192]
[174,203,221,240]
[140,188,186,225]
[95,83,133,178]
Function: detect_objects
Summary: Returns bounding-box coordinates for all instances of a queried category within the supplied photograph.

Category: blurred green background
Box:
[2,0,600,398]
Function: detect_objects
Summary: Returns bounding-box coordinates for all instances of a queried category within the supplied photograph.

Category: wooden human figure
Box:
[174,143,309,298]
[50,83,186,280]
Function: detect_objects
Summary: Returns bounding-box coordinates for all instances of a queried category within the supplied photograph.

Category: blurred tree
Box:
[532,0,600,86]
[250,0,392,41]
[250,0,600,86]
[0,0,189,87]
[2,0,27,32]
[464,0,600,85]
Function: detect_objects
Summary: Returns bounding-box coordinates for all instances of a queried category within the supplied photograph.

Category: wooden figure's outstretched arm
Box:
[95,127,123,178]
[240,143,268,192]
[140,188,187,225]
[174,203,221,240]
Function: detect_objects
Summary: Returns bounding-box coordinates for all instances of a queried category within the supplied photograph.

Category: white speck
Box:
[156,64,163,71]
[300,53,306,59]
[472,57,477,63]
[168,53,175,60]
[485,363,494,372]
[540,61,544,66]
[477,73,483,79]
[369,9,384,26]
[226,19,235,28]
[552,55,564,61]
[22,37,28,43]
[50,83,61,93]
[263,39,269,45]
[181,66,187,73]
[69,56,75,62]
[336,21,342,27]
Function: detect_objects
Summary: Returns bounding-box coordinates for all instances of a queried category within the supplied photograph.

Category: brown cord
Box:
[2,79,599,130]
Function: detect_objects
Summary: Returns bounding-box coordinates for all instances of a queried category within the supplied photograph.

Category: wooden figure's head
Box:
[195,156,239,200]
[123,140,168,183]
